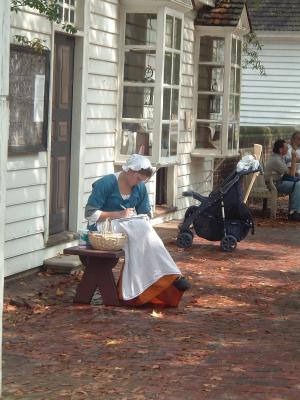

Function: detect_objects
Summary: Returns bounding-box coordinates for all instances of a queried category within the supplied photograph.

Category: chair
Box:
[240,145,284,219]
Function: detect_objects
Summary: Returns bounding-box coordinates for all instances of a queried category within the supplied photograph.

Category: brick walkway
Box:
[3,219,300,400]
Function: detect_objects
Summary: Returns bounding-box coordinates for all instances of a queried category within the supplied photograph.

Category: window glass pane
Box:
[172,53,180,85]
[164,52,172,84]
[170,123,178,155]
[198,66,224,92]
[121,122,152,156]
[122,87,154,119]
[64,7,69,21]
[125,14,157,46]
[161,124,169,157]
[195,122,222,150]
[237,40,242,66]
[171,89,179,120]
[229,95,240,121]
[231,38,236,64]
[199,36,225,64]
[70,9,74,23]
[124,50,156,83]
[228,123,239,151]
[174,18,182,50]
[165,15,173,48]
[163,88,171,120]
[197,94,223,120]
[230,67,241,93]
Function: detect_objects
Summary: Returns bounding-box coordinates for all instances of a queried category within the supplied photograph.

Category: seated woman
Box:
[85,154,190,307]
[265,139,300,221]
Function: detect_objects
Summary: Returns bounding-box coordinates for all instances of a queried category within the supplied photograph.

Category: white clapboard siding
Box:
[7,152,47,171]
[5,6,52,275]
[87,88,117,105]
[82,0,120,220]
[241,38,300,126]
[6,185,46,206]
[4,233,44,259]
[88,75,118,91]
[6,168,47,189]
[84,161,115,179]
[86,133,115,148]
[85,147,115,164]
[6,201,45,224]
[5,218,45,242]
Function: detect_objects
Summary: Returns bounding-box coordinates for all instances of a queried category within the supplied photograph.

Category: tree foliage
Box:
[243,33,266,76]
[11,0,77,52]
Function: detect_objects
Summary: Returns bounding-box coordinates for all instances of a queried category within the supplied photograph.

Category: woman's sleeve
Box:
[135,184,151,217]
[84,176,111,220]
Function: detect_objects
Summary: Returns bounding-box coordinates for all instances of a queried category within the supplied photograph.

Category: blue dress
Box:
[85,174,151,230]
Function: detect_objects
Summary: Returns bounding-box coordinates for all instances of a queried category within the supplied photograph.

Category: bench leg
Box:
[74,256,120,306]
[270,197,277,219]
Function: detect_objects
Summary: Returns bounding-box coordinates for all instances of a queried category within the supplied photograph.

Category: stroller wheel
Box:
[221,235,237,252]
[176,231,193,248]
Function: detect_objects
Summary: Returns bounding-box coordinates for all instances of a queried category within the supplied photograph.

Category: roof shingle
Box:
[195,0,247,27]
[247,0,300,31]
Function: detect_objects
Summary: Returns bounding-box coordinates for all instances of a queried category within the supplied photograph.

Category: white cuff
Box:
[87,210,102,225]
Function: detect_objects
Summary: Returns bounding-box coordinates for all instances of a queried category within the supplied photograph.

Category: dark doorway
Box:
[49,34,75,235]
[156,167,167,205]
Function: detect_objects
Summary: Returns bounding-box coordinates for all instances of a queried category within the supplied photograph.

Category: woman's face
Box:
[126,170,149,187]
[280,143,289,156]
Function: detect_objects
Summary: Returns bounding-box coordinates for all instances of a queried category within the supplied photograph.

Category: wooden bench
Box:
[241,147,286,219]
[63,246,124,306]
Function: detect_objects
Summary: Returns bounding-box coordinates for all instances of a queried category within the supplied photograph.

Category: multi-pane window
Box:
[162,15,182,157]
[195,36,224,151]
[119,11,183,162]
[229,36,242,152]
[194,34,243,155]
[121,14,157,157]
[58,0,76,25]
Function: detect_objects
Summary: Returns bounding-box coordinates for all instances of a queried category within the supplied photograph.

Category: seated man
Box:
[285,131,300,176]
[265,139,300,221]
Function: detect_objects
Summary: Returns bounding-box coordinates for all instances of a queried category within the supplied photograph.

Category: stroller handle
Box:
[182,190,208,203]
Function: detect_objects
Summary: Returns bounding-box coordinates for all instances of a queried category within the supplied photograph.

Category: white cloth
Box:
[285,144,300,173]
[122,154,154,173]
[112,215,181,300]
[236,154,260,173]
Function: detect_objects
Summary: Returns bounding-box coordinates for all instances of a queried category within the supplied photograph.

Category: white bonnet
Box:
[122,154,154,173]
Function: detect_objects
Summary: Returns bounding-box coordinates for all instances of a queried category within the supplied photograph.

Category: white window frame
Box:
[116,4,185,166]
[192,27,244,158]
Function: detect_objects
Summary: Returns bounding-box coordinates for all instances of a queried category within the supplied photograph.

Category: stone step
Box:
[43,254,82,274]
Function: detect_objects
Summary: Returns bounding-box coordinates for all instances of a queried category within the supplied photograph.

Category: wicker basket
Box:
[88,219,127,251]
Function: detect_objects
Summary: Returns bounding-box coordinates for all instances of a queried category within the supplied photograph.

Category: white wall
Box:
[82,0,119,221]
[240,36,300,127]
[176,15,213,213]
[5,10,52,276]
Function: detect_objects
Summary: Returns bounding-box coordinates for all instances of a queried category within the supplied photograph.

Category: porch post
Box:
[0,0,11,394]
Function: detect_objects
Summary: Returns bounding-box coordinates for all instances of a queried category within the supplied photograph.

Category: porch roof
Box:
[247,0,300,31]
[195,0,248,27]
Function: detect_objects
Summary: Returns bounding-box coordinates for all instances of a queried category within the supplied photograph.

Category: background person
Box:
[285,131,300,176]
[265,139,300,221]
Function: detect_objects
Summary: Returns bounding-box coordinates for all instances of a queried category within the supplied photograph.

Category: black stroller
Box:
[176,164,261,252]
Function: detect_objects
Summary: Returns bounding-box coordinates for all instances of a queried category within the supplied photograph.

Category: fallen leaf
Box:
[106,339,124,346]
[150,310,164,318]
[56,288,64,297]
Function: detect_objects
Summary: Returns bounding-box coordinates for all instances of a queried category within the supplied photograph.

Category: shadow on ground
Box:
[3,221,300,400]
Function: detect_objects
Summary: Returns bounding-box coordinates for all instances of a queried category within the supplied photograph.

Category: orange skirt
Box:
[117,271,184,307]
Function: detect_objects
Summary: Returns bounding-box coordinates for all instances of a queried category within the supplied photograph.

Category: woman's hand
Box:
[119,208,135,218]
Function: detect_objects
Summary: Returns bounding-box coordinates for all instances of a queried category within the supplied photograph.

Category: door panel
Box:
[49,34,75,235]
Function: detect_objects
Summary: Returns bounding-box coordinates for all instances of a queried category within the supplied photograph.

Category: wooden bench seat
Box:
[241,147,286,219]
[64,246,124,306]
